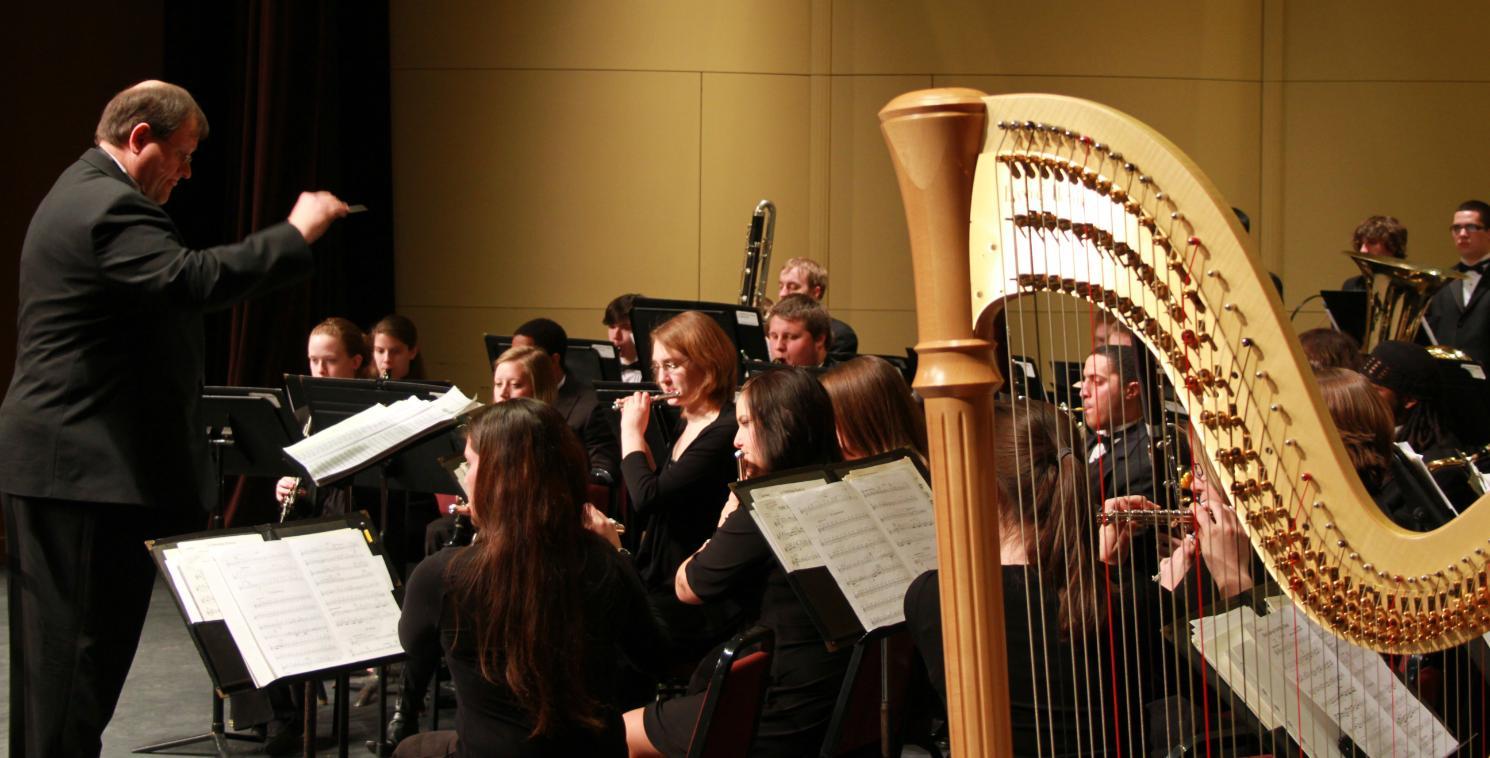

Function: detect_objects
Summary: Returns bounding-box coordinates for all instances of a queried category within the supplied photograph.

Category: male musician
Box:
[765,294,833,368]
[1342,215,1408,291]
[1425,200,1490,365]
[1080,344,1159,506]
[512,317,620,481]
[0,81,347,757]
[777,256,858,362]
[602,292,646,383]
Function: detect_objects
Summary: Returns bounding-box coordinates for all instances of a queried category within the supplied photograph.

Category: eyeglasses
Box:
[1450,224,1486,234]
[650,359,688,375]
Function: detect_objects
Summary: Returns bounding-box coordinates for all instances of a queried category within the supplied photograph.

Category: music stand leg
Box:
[132,689,258,756]
[336,671,351,758]
[303,680,317,758]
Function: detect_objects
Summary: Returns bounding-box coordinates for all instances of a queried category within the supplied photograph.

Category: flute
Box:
[1099,508,1194,531]
[611,391,680,410]
[735,449,746,480]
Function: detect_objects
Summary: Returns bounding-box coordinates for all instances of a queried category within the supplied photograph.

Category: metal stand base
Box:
[132,690,260,756]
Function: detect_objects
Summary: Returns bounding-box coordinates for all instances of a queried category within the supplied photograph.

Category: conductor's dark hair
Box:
[95,80,209,147]
[740,368,841,474]
[603,293,642,327]
[514,318,568,359]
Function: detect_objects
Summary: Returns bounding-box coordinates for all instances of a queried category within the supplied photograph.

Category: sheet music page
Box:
[784,482,914,630]
[284,529,403,660]
[284,387,479,484]
[750,495,826,572]
[841,458,938,575]
[202,540,343,687]
[161,533,267,624]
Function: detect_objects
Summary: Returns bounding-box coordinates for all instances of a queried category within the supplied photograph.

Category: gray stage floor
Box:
[0,571,428,757]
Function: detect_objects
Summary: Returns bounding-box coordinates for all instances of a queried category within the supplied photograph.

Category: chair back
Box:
[685,625,775,758]
[818,628,915,758]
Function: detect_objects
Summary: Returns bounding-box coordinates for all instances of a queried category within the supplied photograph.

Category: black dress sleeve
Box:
[581,403,621,483]
[903,570,946,706]
[621,409,737,516]
[682,504,772,602]
[592,540,671,674]
[398,547,452,665]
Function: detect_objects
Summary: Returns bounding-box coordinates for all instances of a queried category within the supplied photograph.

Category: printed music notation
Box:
[160,532,267,623]
[196,528,402,688]
[747,456,937,633]
[284,387,480,485]
[1193,596,1453,758]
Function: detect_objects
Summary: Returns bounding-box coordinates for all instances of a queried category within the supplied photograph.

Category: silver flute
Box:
[612,391,680,410]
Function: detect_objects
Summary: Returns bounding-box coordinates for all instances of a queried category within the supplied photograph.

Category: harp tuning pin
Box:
[1123,162,1136,172]
[1094,142,1109,153]
[996,120,1008,129]
[1155,191,1166,201]
[1110,151,1124,161]
[1188,235,1202,246]
[1137,174,1151,184]
[1079,135,1094,146]
[1171,212,1185,221]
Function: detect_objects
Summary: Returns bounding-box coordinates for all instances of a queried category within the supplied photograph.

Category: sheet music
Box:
[200,528,403,688]
[284,386,479,484]
[842,458,938,575]
[784,482,915,630]
[285,529,402,660]
[203,541,343,687]
[750,495,826,572]
[161,533,267,623]
[1192,597,1453,758]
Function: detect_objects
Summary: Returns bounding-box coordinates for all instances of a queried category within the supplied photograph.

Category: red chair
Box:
[818,627,915,757]
[684,625,776,758]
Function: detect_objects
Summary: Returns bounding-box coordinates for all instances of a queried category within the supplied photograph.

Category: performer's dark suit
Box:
[1088,422,1166,575]
[555,373,620,481]
[0,148,313,756]
[1426,266,1490,366]
[828,316,859,364]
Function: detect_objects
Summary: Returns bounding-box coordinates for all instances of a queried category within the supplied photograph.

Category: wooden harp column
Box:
[879,89,1012,757]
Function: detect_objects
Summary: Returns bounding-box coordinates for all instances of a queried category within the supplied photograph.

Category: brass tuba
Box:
[1348,252,1463,353]
[737,199,776,310]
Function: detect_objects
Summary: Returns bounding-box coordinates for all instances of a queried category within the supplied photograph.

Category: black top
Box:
[556,375,621,482]
[622,404,739,591]
[0,148,312,509]
[399,536,666,758]
[905,568,1164,758]
[677,505,850,754]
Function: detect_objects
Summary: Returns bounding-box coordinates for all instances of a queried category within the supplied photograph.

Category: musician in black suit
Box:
[0,81,347,757]
[1426,200,1490,365]
[777,256,858,363]
[513,317,621,482]
[1080,344,1159,505]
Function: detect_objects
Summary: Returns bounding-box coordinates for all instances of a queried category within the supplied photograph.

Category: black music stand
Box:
[287,379,477,754]
[1320,289,1368,345]
[629,297,770,378]
[134,388,306,756]
[483,334,621,385]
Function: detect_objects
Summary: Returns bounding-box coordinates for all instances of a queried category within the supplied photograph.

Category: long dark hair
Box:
[994,400,1099,637]
[448,399,602,736]
[741,368,842,473]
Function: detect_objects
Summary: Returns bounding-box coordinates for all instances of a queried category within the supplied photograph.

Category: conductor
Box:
[0,80,348,757]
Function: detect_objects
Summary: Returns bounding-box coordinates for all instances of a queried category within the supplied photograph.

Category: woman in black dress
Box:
[617,311,743,656]
[623,367,851,757]
[395,399,665,757]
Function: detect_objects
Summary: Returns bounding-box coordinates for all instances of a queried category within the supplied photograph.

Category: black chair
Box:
[818,627,915,758]
[684,625,775,758]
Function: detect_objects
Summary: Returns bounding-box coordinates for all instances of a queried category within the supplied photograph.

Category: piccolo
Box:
[611,391,680,410]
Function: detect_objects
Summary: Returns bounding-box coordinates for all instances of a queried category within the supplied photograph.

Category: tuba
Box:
[881,89,1490,757]
[1348,252,1463,353]
[737,199,776,311]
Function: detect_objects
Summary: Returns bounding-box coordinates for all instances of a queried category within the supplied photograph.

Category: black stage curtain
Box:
[163,0,395,523]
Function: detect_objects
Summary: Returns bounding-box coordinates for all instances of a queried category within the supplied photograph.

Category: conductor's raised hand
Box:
[288,191,350,244]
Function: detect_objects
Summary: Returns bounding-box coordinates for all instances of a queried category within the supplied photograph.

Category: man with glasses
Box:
[0,81,348,756]
[1426,200,1490,365]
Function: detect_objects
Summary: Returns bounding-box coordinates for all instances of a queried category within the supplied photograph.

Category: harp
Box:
[880,89,1490,755]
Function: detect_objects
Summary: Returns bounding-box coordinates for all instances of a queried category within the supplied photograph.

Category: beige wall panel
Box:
[699,74,814,304]
[390,0,812,74]
[1279,82,1490,310]
[391,69,701,310]
[831,0,1261,80]
[403,305,610,395]
[835,308,919,357]
[827,75,931,325]
[942,76,1263,223]
[1283,2,1490,82]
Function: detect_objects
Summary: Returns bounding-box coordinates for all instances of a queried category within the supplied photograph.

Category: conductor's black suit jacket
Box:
[0,148,313,510]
